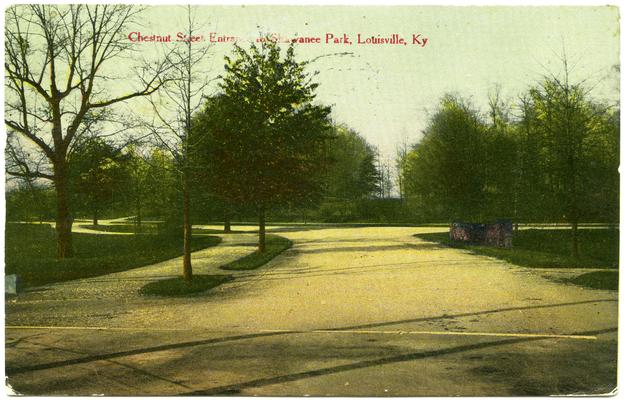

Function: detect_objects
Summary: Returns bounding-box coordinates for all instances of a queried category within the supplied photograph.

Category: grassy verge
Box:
[415,228,618,269]
[220,234,292,271]
[6,223,222,288]
[139,275,234,297]
[567,271,618,291]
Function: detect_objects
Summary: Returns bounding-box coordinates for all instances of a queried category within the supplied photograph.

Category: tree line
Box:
[5,4,618,277]
[4,3,386,282]
[399,68,619,257]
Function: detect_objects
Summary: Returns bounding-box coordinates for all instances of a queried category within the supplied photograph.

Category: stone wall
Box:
[450,220,512,248]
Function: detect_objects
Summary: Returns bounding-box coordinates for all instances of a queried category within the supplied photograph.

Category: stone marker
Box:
[5,274,20,295]
[450,220,513,248]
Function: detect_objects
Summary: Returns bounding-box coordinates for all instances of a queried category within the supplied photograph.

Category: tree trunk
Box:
[182,174,192,282]
[54,165,73,259]
[258,209,266,253]
[224,210,231,233]
[135,196,142,228]
[571,219,579,259]
[93,208,99,226]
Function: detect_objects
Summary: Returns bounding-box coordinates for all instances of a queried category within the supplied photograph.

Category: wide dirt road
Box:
[5,226,617,396]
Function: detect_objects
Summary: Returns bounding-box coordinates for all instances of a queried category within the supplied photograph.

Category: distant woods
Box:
[7,58,619,232]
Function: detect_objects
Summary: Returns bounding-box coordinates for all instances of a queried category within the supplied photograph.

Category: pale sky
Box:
[28,6,624,162]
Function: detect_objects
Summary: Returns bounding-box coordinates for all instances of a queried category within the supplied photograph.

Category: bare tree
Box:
[144,5,212,281]
[375,151,393,199]
[5,5,172,258]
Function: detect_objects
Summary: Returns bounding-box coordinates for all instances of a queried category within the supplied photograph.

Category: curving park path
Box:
[5,223,618,396]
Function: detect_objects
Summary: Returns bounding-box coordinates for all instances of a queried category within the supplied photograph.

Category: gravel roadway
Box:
[5,224,618,396]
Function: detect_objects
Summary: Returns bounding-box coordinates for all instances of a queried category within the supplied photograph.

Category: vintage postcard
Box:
[4,3,619,396]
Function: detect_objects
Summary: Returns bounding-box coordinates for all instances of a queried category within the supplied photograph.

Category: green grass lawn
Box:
[220,234,293,271]
[416,228,618,290]
[416,228,618,269]
[567,271,618,291]
[5,223,222,288]
[139,274,234,297]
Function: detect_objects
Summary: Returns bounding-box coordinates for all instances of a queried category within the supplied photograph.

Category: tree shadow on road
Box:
[179,326,617,396]
[7,299,616,377]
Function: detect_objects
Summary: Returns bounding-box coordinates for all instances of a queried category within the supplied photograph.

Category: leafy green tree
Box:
[482,88,518,221]
[528,72,619,257]
[190,96,240,233]
[68,138,128,225]
[325,125,379,200]
[317,125,380,221]
[143,149,179,221]
[123,144,151,228]
[195,41,333,251]
[403,95,489,221]
[6,183,55,222]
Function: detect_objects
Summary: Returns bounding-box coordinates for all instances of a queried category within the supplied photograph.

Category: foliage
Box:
[139,275,234,297]
[5,223,221,288]
[68,138,128,224]
[324,125,380,201]
[194,41,333,214]
[122,145,151,226]
[193,40,333,251]
[220,235,292,271]
[6,184,55,222]
[403,95,489,221]
[401,74,619,236]
[141,149,179,219]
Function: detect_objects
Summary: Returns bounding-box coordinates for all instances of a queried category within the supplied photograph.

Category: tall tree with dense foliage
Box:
[195,41,333,251]
[122,144,151,228]
[325,125,379,201]
[403,95,489,221]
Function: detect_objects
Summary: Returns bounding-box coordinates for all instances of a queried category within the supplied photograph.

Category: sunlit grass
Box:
[416,228,618,269]
[6,223,222,288]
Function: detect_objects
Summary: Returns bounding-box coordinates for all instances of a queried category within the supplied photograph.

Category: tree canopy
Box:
[193,41,333,250]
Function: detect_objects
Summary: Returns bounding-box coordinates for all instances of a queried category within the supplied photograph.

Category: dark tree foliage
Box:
[402,77,618,258]
[68,138,128,225]
[527,76,619,257]
[325,125,380,201]
[403,95,488,221]
[316,125,381,221]
[6,184,55,222]
[194,41,333,251]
